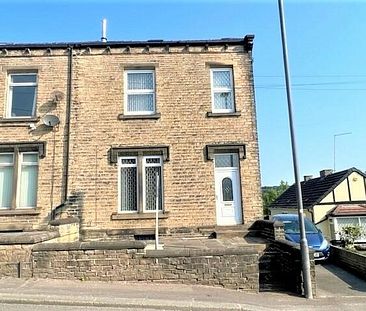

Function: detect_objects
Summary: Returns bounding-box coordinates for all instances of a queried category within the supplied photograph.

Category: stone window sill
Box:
[0,117,40,123]
[0,209,40,216]
[111,211,169,220]
[206,112,241,118]
[118,113,161,120]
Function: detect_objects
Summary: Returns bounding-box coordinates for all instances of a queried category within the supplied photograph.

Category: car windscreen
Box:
[280,218,318,234]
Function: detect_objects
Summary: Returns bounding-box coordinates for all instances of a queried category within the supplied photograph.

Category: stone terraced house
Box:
[0,35,262,242]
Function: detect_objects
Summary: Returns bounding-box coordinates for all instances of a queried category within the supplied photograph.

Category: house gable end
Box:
[270,168,366,211]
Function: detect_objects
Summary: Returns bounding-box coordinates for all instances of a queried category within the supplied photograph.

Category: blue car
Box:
[272,213,330,261]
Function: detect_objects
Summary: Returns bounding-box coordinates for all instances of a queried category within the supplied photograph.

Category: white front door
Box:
[214,154,242,226]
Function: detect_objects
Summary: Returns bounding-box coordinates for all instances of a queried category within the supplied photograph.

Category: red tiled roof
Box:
[329,204,366,217]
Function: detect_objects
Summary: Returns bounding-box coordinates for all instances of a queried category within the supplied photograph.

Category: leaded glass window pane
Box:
[121,158,136,165]
[120,166,137,211]
[222,177,233,201]
[213,70,231,88]
[144,166,162,211]
[127,72,153,90]
[127,94,154,112]
[214,92,232,110]
[146,158,161,164]
[215,154,239,168]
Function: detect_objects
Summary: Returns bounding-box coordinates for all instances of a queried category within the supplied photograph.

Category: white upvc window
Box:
[7,73,38,118]
[0,153,14,208]
[118,157,138,212]
[118,155,163,213]
[17,152,39,208]
[210,68,234,113]
[143,156,163,212]
[0,152,38,209]
[334,216,366,242]
[124,70,155,115]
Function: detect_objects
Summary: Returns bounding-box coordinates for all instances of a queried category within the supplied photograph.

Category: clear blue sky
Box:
[1,0,365,186]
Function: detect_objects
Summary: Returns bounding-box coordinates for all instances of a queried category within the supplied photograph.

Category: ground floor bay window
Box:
[118,155,163,213]
[0,151,39,209]
[333,216,366,242]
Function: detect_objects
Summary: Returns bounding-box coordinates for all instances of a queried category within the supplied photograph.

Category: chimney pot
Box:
[320,169,333,177]
[304,175,313,181]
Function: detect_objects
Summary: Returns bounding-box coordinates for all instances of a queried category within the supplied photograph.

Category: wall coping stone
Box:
[0,230,59,245]
[49,217,80,226]
[32,240,146,252]
[145,247,258,258]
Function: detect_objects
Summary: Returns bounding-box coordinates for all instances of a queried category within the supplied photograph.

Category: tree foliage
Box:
[262,181,289,216]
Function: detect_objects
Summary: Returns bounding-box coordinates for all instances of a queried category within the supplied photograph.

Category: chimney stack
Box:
[101,18,107,43]
[304,175,313,181]
[320,169,333,178]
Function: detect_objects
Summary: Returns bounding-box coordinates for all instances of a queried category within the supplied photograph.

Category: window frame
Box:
[118,156,138,213]
[16,152,39,209]
[210,68,235,113]
[7,72,38,119]
[0,153,15,209]
[124,69,156,116]
[0,150,39,209]
[334,216,366,242]
[214,153,239,169]
[142,155,163,213]
[118,155,163,214]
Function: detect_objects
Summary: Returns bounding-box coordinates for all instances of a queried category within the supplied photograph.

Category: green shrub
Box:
[339,225,364,249]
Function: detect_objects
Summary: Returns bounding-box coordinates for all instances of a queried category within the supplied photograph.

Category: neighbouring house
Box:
[269,168,366,242]
[0,35,262,241]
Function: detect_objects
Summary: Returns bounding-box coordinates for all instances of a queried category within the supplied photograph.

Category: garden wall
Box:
[330,245,366,280]
[250,220,317,297]
[1,241,259,292]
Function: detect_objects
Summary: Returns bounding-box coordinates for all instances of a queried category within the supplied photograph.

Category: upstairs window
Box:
[124,70,155,115]
[210,68,234,113]
[7,73,37,118]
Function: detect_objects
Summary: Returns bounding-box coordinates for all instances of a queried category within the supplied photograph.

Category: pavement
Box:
[0,264,365,311]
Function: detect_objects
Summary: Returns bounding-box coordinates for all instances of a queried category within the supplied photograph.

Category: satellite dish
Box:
[43,115,60,127]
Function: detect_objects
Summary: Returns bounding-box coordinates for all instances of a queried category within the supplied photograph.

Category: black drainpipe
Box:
[64,46,73,202]
[51,46,73,221]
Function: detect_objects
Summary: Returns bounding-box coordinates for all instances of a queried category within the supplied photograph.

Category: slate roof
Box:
[270,167,366,210]
[0,36,254,51]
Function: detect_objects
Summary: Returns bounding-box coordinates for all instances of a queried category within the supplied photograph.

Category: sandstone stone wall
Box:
[0,52,69,229]
[330,245,366,280]
[0,41,262,236]
[0,244,32,277]
[31,242,259,291]
[68,45,262,235]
